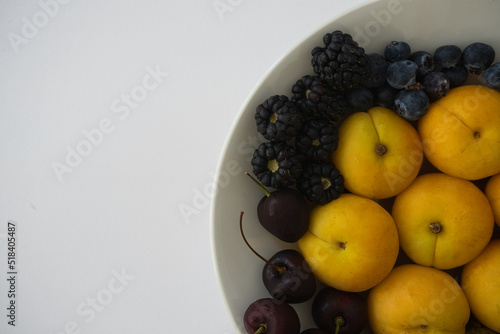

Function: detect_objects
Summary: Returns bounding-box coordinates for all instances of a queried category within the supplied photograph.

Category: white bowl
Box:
[211,0,500,332]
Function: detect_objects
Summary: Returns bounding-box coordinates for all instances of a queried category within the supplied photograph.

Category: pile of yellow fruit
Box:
[298,85,500,333]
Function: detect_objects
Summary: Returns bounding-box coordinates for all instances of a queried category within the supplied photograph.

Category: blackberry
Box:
[311,30,371,90]
[255,95,303,142]
[291,75,349,122]
[295,119,338,163]
[297,162,344,205]
[251,141,302,189]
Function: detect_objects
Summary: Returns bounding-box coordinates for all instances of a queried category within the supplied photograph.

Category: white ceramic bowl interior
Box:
[211,0,500,332]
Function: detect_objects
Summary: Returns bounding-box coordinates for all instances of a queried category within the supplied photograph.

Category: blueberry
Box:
[441,64,468,88]
[394,89,429,121]
[462,42,496,75]
[372,83,400,109]
[384,41,411,62]
[363,53,389,88]
[421,72,450,102]
[346,87,374,112]
[434,45,462,68]
[480,62,500,91]
[386,60,418,89]
[409,51,435,80]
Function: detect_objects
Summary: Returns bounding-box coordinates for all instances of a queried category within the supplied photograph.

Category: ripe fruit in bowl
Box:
[485,172,500,227]
[331,106,423,199]
[239,212,316,304]
[262,249,317,304]
[461,239,500,333]
[417,85,500,180]
[297,193,399,292]
[391,172,494,270]
[367,264,470,334]
[246,173,310,243]
[311,287,368,334]
[243,297,300,334]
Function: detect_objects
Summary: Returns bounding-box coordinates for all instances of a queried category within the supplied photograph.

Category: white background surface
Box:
[0,1,367,333]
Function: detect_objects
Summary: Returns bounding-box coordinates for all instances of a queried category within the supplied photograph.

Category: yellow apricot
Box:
[418,85,500,180]
[391,172,494,270]
[332,106,423,199]
[298,193,399,292]
[368,264,470,334]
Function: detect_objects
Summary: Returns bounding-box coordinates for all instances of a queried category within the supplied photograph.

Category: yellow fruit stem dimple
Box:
[430,222,442,234]
[375,143,387,156]
[312,138,321,146]
[429,222,440,267]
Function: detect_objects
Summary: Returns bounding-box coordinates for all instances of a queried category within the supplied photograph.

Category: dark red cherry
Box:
[263,249,316,304]
[239,212,316,304]
[243,298,301,334]
[312,287,368,334]
[246,172,309,243]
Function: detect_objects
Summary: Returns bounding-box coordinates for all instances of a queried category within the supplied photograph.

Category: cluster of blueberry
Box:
[349,41,498,121]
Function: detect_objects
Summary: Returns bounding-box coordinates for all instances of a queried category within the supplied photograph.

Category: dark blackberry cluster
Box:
[295,119,338,163]
[250,31,500,201]
[251,29,375,201]
[255,95,304,141]
[291,75,349,123]
[251,141,302,189]
[297,163,344,205]
[311,30,371,91]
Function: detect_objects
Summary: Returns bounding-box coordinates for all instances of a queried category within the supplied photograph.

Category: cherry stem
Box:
[239,212,285,274]
[254,324,268,334]
[245,172,271,197]
[334,316,345,334]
